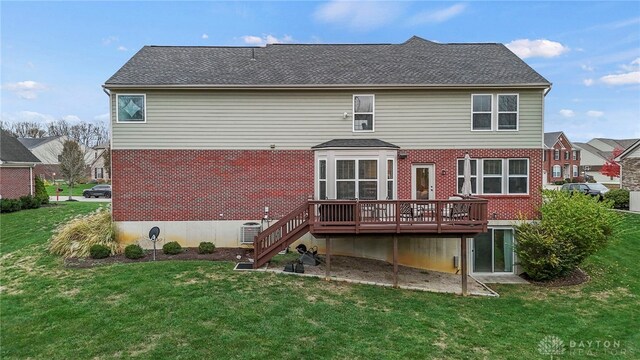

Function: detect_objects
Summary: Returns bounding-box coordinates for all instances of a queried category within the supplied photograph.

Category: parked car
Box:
[83,185,112,198]
[560,183,609,200]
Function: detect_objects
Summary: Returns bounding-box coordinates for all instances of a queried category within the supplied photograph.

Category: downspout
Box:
[30,166,33,195]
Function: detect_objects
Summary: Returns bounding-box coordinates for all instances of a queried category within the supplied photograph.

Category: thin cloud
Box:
[506,39,569,59]
[102,36,118,45]
[600,58,640,85]
[559,109,575,118]
[408,3,467,25]
[117,46,128,52]
[580,64,594,72]
[94,113,110,122]
[240,34,293,46]
[62,115,82,123]
[583,78,594,86]
[586,110,604,118]
[314,1,404,31]
[202,33,209,39]
[2,80,47,100]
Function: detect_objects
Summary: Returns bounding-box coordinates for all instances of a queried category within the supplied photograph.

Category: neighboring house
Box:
[17,136,94,180]
[574,138,639,185]
[0,130,40,199]
[616,139,640,212]
[90,142,110,181]
[104,36,550,279]
[543,131,580,184]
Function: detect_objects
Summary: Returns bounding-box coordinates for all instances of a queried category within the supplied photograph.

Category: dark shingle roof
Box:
[17,136,61,149]
[312,139,399,149]
[544,132,562,148]
[1,131,41,163]
[574,142,609,161]
[105,36,550,87]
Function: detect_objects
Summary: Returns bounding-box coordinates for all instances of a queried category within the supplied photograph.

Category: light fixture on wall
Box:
[270,144,276,149]
[441,169,447,176]
[398,151,408,159]
[343,112,349,119]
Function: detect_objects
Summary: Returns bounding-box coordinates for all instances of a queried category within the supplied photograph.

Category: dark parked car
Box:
[83,185,112,198]
[560,183,609,200]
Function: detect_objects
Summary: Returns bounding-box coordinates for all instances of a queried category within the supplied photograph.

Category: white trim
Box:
[115,94,147,123]
[496,93,519,131]
[317,158,327,200]
[481,159,503,194]
[104,83,552,90]
[507,158,529,195]
[552,164,561,178]
[456,158,478,195]
[462,157,530,195]
[352,94,375,133]
[386,158,396,199]
[334,157,379,199]
[554,149,560,160]
[470,94,493,131]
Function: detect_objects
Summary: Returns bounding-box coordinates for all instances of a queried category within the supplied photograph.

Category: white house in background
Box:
[616,140,640,212]
[574,138,639,185]
[18,136,94,180]
[90,142,110,181]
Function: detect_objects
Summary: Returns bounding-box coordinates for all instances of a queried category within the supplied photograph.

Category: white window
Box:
[482,160,503,194]
[572,150,577,161]
[387,159,395,199]
[497,94,518,131]
[336,159,378,199]
[318,159,327,200]
[572,165,578,177]
[353,95,374,132]
[564,151,570,160]
[471,94,492,131]
[116,94,146,122]
[457,159,478,194]
[554,149,560,160]
[508,159,528,194]
[552,165,561,178]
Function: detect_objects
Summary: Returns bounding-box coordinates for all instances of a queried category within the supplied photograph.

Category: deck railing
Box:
[308,198,488,235]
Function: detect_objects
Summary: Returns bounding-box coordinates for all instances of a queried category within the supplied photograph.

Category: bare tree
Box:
[103,146,111,178]
[10,121,46,138]
[59,140,86,200]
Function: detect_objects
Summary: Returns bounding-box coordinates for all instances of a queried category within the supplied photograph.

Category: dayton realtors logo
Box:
[538,335,566,358]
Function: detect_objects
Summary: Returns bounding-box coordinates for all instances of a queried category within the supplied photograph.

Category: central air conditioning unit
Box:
[240,222,261,245]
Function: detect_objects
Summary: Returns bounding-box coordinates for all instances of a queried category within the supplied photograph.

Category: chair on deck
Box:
[400,203,423,221]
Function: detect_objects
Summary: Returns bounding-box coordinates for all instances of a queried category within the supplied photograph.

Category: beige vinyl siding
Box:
[111,89,544,150]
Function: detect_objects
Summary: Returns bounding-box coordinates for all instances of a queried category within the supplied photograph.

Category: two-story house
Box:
[543,131,580,184]
[104,36,550,284]
[17,136,94,181]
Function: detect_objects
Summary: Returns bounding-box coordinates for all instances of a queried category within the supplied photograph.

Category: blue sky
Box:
[1,1,639,142]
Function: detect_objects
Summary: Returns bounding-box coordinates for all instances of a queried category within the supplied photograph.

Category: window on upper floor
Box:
[497,94,518,131]
[572,150,578,161]
[565,151,570,160]
[554,149,560,160]
[472,94,492,131]
[116,94,146,123]
[353,95,374,132]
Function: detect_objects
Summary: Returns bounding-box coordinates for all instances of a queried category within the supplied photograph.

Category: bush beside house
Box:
[515,190,622,281]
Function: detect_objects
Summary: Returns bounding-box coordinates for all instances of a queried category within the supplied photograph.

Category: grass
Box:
[1,204,638,359]
[46,183,96,197]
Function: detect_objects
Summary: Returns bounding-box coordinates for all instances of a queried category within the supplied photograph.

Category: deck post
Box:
[325,236,331,281]
[461,235,468,296]
[393,235,399,288]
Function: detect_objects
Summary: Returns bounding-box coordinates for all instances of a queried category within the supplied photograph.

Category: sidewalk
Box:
[49,196,111,203]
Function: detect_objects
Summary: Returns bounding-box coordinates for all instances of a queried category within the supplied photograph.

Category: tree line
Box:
[0,119,109,148]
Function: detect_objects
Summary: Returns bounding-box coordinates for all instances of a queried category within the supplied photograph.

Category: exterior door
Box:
[411,165,435,200]
[472,229,515,273]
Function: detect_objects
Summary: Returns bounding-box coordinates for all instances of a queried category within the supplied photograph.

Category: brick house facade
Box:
[0,130,40,199]
[543,131,581,184]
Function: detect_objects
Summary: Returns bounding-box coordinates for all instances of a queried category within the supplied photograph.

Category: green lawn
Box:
[1,204,638,359]
[46,183,96,197]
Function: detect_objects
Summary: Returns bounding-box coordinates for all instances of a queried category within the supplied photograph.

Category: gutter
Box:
[103,83,552,91]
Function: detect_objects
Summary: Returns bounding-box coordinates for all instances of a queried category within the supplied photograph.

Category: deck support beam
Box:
[461,235,468,296]
[393,235,399,288]
[325,236,331,281]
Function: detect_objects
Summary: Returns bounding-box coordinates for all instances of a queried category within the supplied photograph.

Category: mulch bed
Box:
[65,247,253,268]
[521,268,590,287]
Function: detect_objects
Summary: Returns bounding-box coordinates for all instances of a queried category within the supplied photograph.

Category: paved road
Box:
[49,196,111,203]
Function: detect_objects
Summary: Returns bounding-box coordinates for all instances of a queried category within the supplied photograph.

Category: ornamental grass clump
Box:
[49,207,118,258]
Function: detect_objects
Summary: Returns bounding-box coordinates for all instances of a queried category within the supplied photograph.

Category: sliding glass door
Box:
[472,229,514,273]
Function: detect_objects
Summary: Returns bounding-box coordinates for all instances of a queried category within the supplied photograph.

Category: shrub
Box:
[90,244,111,259]
[515,190,622,281]
[1,199,22,213]
[604,189,630,210]
[34,176,49,205]
[124,244,145,259]
[163,241,183,255]
[553,180,565,185]
[49,207,118,258]
[198,242,215,254]
[19,195,41,210]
